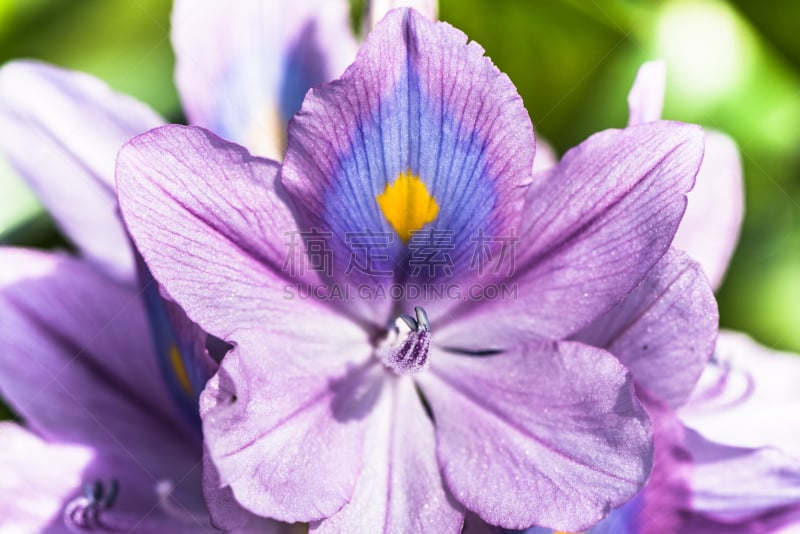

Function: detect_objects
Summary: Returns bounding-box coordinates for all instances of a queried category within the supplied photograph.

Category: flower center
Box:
[376,306,431,375]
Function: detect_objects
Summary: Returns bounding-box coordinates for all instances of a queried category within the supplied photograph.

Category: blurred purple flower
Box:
[620,61,800,534]
[116,9,713,532]
[523,61,800,534]
[0,61,231,531]
[0,249,217,532]
[171,0,435,160]
[678,331,800,532]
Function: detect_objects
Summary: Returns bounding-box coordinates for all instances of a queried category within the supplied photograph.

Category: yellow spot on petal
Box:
[376,171,439,243]
[169,345,193,397]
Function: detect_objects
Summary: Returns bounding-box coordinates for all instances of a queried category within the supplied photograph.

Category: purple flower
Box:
[0,63,228,531]
[616,61,800,534]
[521,61,798,534]
[678,331,800,532]
[0,249,217,532]
[171,0,356,160]
[117,9,710,532]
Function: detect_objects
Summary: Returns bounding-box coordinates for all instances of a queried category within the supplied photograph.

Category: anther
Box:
[377,306,432,375]
[399,307,429,332]
[83,479,118,510]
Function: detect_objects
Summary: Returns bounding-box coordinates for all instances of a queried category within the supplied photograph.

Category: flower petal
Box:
[573,248,718,409]
[171,0,357,160]
[202,445,301,533]
[685,428,800,524]
[312,378,464,533]
[416,342,653,531]
[680,331,800,459]
[281,8,534,287]
[672,131,743,289]
[536,399,692,534]
[200,339,374,523]
[117,125,366,341]
[436,121,704,348]
[627,60,666,126]
[625,61,744,289]
[0,61,164,283]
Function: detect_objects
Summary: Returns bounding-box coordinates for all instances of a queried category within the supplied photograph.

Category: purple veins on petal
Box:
[281,8,535,286]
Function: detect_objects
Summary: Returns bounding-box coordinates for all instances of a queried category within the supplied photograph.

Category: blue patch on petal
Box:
[323,64,499,282]
[283,9,534,293]
[137,257,209,435]
[590,492,643,534]
[520,493,642,533]
[279,20,329,125]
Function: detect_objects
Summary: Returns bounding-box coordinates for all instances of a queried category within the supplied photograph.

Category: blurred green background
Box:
[1,0,799,354]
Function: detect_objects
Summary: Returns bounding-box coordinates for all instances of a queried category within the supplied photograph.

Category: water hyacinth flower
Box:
[677,332,800,532]
[0,60,292,534]
[524,61,800,534]
[0,249,217,532]
[0,62,224,531]
[117,8,714,531]
[615,61,800,533]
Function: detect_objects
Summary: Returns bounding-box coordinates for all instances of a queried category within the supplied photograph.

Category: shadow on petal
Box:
[328,361,384,423]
